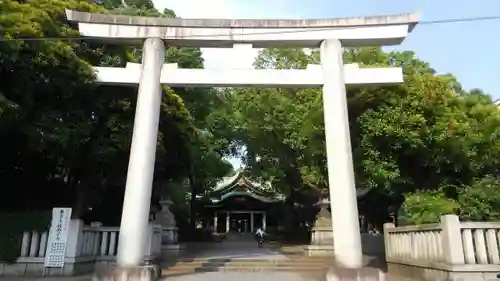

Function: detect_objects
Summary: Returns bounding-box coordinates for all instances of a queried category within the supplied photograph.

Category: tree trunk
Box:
[72,182,89,219]
[70,112,110,219]
[188,173,198,233]
[281,150,302,239]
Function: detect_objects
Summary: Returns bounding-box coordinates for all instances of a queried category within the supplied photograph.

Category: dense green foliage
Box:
[398,190,459,225]
[0,0,231,231]
[210,48,500,227]
[0,211,52,263]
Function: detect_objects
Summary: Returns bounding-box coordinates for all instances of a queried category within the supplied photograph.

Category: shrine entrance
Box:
[198,171,281,234]
[65,9,419,270]
[229,212,249,233]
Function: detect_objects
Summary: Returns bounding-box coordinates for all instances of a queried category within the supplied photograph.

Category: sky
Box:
[151,0,500,168]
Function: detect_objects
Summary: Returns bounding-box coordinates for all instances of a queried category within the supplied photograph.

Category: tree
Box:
[0,0,231,227]
[215,46,500,228]
[0,0,113,214]
[398,190,459,225]
[102,0,155,10]
[206,49,327,236]
[458,176,500,221]
[185,129,233,231]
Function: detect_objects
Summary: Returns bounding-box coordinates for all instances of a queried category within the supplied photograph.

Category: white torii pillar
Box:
[321,39,362,268]
[116,38,165,267]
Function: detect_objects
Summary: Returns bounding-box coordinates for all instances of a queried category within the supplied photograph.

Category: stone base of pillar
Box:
[311,226,334,244]
[93,265,160,281]
[160,244,183,260]
[304,244,335,257]
[326,267,385,281]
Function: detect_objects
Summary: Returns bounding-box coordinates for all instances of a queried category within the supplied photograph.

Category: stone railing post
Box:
[441,214,465,264]
[60,219,84,276]
[65,219,84,259]
[143,223,154,259]
[383,223,395,259]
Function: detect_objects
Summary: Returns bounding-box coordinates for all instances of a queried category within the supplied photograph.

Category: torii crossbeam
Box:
[94,62,403,87]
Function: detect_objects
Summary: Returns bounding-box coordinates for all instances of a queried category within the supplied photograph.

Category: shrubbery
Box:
[0,211,52,263]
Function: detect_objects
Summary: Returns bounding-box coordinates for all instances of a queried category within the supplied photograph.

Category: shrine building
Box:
[195,171,401,234]
[196,171,285,234]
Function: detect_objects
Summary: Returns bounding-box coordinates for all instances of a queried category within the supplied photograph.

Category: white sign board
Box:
[44,208,72,268]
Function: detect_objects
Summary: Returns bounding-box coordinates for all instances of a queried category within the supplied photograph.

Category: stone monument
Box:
[305,197,335,257]
[154,199,178,244]
[153,198,181,260]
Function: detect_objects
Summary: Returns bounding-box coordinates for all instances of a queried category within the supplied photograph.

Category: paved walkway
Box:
[174,240,290,260]
[164,238,322,281]
[166,272,318,281]
[0,276,93,281]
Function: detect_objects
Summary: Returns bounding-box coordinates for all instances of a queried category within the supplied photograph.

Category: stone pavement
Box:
[161,235,413,281]
[173,238,290,260]
[0,272,318,281]
[165,271,319,281]
[162,238,326,281]
[0,276,93,281]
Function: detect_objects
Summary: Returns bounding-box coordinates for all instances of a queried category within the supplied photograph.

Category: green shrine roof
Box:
[200,171,285,205]
[197,171,374,207]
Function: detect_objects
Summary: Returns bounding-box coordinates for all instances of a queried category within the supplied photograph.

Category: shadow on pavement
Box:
[160,240,290,278]
[160,235,389,280]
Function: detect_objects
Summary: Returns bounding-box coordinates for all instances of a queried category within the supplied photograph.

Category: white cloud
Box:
[151,0,259,70]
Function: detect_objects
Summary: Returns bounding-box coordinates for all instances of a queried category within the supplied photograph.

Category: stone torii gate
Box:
[65,9,419,278]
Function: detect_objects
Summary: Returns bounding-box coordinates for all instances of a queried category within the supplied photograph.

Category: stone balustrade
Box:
[0,220,178,277]
[384,214,500,281]
[384,222,444,263]
[82,226,120,258]
[458,221,500,266]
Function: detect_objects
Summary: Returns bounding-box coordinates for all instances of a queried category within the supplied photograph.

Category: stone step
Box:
[162,263,333,269]
[164,260,333,267]
[161,265,331,278]
[168,258,333,265]
[163,262,333,269]
[161,258,334,277]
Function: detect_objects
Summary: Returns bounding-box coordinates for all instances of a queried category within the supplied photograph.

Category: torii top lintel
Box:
[65,10,420,48]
